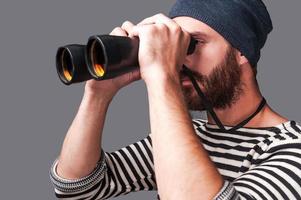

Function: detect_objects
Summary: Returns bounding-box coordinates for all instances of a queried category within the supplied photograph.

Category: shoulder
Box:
[268,120,301,141]
[253,121,301,156]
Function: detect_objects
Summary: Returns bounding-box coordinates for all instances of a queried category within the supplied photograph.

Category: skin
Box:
[181,45,243,111]
[56,13,288,200]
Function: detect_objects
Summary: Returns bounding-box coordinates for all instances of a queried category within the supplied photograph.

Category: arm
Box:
[50,135,157,199]
[146,75,224,200]
[50,21,144,199]
[56,90,112,180]
[55,20,140,180]
[57,21,140,179]
[130,14,224,199]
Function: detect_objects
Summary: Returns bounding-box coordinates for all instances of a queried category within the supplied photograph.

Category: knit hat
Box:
[168,0,273,67]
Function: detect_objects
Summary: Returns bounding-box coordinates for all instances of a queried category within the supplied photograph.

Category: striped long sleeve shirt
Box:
[50,119,301,200]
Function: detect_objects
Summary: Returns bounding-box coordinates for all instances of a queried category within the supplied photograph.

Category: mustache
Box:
[180,65,205,82]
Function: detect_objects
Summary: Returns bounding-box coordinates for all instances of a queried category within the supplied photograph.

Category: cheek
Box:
[189,42,229,75]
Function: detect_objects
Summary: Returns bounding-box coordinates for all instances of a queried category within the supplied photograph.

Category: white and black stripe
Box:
[50,119,301,200]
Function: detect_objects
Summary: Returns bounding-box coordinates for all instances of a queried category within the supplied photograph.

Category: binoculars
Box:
[56,34,197,85]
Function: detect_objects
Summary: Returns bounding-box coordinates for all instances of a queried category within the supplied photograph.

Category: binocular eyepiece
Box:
[56,35,197,85]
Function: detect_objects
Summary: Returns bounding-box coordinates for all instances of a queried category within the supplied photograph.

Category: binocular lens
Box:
[91,40,105,78]
[94,64,105,77]
[56,48,74,83]
[61,49,73,81]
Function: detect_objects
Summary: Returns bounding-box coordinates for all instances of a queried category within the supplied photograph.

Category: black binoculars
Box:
[56,34,197,85]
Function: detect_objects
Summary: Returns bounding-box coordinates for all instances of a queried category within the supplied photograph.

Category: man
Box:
[50,0,301,199]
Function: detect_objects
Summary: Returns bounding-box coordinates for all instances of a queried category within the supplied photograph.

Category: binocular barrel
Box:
[86,35,140,81]
[56,35,197,85]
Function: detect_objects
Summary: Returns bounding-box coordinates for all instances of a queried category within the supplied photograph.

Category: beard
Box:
[181,47,244,111]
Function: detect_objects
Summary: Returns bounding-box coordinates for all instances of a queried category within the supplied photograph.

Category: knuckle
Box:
[182,30,189,38]
[121,20,132,28]
[157,23,167,30]
[147,26,157,34]
[184,33,191,45]
[156,13,165,18]
[185,32,192,41]
[172,25,182,33]
[112,27,121,32]
[110,27,125,35]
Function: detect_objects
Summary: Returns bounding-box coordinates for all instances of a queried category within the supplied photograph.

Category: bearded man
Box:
[50,0,301,199]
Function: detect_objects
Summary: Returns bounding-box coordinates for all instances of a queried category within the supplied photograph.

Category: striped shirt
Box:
[50,119,301,200]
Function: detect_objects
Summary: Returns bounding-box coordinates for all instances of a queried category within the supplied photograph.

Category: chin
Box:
[183,93,205,111]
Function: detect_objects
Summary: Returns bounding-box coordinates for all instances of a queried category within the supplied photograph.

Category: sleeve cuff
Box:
[49,150,107,193]
[213,181,238,200]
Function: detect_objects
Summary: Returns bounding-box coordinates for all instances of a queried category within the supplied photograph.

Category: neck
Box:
[206,67,288,128]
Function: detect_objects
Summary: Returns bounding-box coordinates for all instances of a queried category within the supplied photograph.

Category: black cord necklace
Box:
[182,65,266,132]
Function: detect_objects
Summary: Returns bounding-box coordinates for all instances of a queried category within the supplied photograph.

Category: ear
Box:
[236,51,249,65]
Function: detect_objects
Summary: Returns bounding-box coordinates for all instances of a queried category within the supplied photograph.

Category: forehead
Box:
[173,16,222,39]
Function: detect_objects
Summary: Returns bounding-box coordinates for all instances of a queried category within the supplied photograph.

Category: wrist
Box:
[144,70,181,91]
[83,89,113,106]
[143,67,180,87]
[84,80,118,101]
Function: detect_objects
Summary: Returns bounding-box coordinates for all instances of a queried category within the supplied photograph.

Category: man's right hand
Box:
[85,21,141,100]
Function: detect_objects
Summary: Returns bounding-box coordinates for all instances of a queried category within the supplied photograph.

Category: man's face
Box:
[174,16,244,111]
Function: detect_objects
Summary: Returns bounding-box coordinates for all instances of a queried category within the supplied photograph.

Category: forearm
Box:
[146,76,223,199]
[56,91,111,179]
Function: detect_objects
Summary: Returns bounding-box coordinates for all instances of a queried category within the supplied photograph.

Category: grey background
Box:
[0,0,300,199]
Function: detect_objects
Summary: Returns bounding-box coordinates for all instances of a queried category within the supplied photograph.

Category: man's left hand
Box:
[129,13,190,85]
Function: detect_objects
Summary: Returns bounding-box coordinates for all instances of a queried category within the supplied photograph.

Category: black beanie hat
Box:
[168,0,273,67]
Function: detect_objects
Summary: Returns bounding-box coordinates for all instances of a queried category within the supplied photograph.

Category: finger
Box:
[129,22,168,38]
[128,25,142,38]
[110,27,128,36]
[137,13,178,29]
[121,20,135,36]
[125,68,140,80]
[131,68,141,82]
[130,13,180,38]
[129,23,169,38]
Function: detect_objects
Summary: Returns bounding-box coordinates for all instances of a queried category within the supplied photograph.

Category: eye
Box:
[196,40,206,45]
